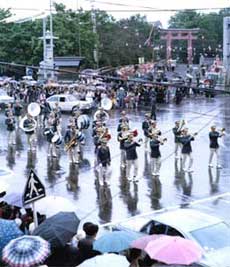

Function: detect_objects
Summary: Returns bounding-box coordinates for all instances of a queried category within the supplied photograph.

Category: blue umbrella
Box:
[0,219,23,255]
[33,212,80,248]
[93,230,142,253]
[2,235,50,267]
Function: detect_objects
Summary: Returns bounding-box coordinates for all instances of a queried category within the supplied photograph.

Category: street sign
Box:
[26,67,33,77]
[23,169,46,205]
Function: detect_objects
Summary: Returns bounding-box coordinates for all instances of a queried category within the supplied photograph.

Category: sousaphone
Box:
[19,102,40,132]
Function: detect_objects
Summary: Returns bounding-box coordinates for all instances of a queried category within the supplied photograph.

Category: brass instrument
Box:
[99,128,111,142]
[178,119,187,131]
[65,136,77,152]
[148,128,161,139]
[19,103,40,132]
[101,97,113,111]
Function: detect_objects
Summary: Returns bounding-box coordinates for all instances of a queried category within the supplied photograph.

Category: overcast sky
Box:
[1,0,230,26]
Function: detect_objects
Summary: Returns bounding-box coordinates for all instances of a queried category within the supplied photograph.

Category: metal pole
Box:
[77,0,81,56]
[50,0,54,79]
[32,202,38,228]
[90,0,99,69]
[43,17,47,79]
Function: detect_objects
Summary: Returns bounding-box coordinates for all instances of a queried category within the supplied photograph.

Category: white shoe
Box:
[208,164,213,168]
[152,172,156,176]
[127,177,132,181]
[155,172,160,176]
[183,168,187,172]
[216,165,222,169]
[187,169,193,173]
[99,180,104,186]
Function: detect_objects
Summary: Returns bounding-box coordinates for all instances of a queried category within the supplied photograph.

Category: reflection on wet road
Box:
[0,96,230,225]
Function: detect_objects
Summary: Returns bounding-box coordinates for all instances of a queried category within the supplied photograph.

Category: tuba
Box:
[19,103,40,133]
[101,97,113,111]
[93,110,110,124]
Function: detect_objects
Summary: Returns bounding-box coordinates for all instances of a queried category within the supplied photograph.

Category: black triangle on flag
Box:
[23,169,46,205]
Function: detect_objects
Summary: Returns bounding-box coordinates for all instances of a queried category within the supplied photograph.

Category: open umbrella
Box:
[33,212,80,248]
[79,253,129,267]
[93,230,142,253]
[0,219,23,254]
[35,196,77,217]
[3,192,24,208]
[2,235,50,267]
[145,235,203,265]
[131,234,164,250]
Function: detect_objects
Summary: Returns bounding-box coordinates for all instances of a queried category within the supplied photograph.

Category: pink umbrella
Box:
[131,234,164,250]
[144,235,203,265]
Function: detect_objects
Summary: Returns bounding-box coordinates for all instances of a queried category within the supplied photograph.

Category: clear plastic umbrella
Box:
[79,254,130,267]
[35,196,77,217]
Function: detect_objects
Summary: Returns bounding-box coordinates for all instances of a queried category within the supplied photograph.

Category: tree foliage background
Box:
[0,4,230,68]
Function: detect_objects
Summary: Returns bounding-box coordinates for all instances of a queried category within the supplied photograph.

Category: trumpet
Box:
[219,128,226,133]
[148,128,161,139]
[178,119,187,131]
[99,129,111,142]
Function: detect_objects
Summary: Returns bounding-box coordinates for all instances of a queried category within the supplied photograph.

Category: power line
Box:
[2,6,230,13]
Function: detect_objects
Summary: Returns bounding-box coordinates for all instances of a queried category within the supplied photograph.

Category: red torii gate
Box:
[160,28,199,64]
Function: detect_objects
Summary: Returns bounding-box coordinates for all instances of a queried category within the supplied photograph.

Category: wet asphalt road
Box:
[0,95,230,225]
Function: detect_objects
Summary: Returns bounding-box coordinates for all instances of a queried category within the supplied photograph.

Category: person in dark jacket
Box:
[23,113,37,151]
[117,124,129,168]
[97,140,111,186]
[142,113,151,150]
[150,136,167,176]
[124,133,142,182]
[208,125,225,168]
[5,111,16,146]
[117,110,129,132]
[13,100,23,127]
[179,128,197,172]
[172,120,183,159]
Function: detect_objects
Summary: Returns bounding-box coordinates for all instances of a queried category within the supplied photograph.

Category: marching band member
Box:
[142,113,151,149]
[94,107,108,123]
[149,135,167,176]
[97,139,111,186]
[53,102,62,120]
[13,100,23,127]
[148,120,161,140]
[124,132,142,182]
[44,113,59,158]
[117,123,129,168]
[172,120,183,159]
[208,125,225,168]
[41,100,51,127]
[179,128,197,172]
[93,123,105,153]
[24,113,37,151]
[64,123,81,164]
[43,126,55,157]
[5,111,16,146]
[5,103,13,118]
[117,110,129,132]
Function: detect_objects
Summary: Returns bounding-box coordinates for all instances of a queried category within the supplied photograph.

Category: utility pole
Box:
[223,17,230,86]
[76,0,81,56]
[90,0,99,69]
[49,0,54,79]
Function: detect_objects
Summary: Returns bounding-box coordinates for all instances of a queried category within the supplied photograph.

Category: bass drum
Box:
[51,133,62,145]
[77,115,90,130]
[76,131,85,143]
